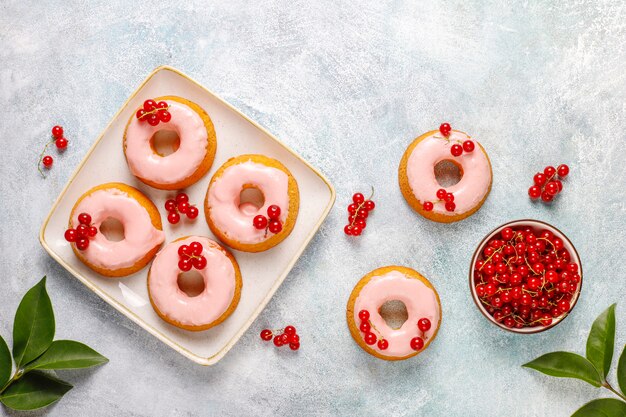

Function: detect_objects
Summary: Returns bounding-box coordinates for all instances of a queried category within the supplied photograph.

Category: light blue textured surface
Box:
[1,1,625,416]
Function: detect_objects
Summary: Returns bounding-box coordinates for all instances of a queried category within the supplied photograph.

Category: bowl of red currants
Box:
[469,219,582,333]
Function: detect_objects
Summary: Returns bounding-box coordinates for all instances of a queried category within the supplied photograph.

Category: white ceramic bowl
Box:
[469,219,582,334]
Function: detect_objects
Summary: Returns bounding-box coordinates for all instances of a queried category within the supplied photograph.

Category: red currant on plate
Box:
[260,329,273,341]
[439,122,451,137]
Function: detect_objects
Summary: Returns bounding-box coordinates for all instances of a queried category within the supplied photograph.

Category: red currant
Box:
[189,241,203,256]
[364,200,375,211]
[557,164,569,177]
[253,215,268,230]
[541,191,554,202]
[348,203,358,214]
[545,182,559,196]
[289,342,300,350]
[444,193,454,202]
[260,329,273,341]
[159,110,171,123]
[78,213,92,225]
[268,220,282,234]
[410,337,424,351]
[76,238,89,251]
[168,211,180,224]
[76,224,89,238]
[147,114,159,126]
[377,339,389,350]
[351,224,363,236]
[51,125,64,138]
[544,166,556,177]
[364,332,377,345]
[289,334,300,344]
[192,256,207,270]
[88,226,98,237]
[267,205,281,220]
[558,299,570,313]
[176,193,189,203]
[501,227,514,240]
[423,201,434,211]
[445,201,456,212]
[273,335,284,347]
[439,123,451,137]
[143,99,157,111]
[136,109,146,119]
[186,206,199,219]
[64,229,77,242]
[165,199,176,211]
[42,155,53,167]
[462,140,475,152]
[417,318,431,332]
[358,310,370,321]
[177,201,189,213]
[360,321,371,333]
[344,225,353,235]
[436,189,447,200]
[352,193,364,204]
[451,144,463,157]
[284,325,296,335]
[533,173,546,186]
[157,101,168,109]
[528,185,541,199]
[178,258,192,272]
[55,137,68,149]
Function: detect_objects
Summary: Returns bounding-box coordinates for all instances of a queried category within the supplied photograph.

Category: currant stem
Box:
[37,137,55,177]
[139,104,170,119]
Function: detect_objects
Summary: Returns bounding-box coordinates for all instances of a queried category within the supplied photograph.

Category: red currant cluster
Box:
[136,99,171,126]
[39,125,69,175]
[253,205,283,234]
[165,192,199,224]
[177,241,207,271]
[473,226,580,329]
[260,325,300,350]
[528,164,570,203]
[438,123,475,157]
[358,310,432,352]
[64,213,97,250]
[344,191,375,236]
[422,188,456,212]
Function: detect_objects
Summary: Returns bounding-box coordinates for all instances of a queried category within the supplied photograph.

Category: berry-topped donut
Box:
[66,183,165,277]
[398,124,492,223]
[123,96,217,190]
[346,266,442,361]
[204,154,299,253]
[148,236,242,331]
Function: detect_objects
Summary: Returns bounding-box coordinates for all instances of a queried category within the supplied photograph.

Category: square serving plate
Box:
[39,66,335,365]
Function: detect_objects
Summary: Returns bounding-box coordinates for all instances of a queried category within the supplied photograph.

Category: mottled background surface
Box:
[1,1,625,416]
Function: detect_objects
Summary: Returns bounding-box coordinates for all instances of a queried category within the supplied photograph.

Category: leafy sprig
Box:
[0,277,108,411]
[523,304,626,416]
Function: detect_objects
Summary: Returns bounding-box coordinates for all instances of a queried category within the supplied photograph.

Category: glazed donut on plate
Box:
[69,182,165,277]
[346,266,441,361]
[147,236,242,331]
[123,95,217,190]
[204,154,299,253]
[398,128,492,223]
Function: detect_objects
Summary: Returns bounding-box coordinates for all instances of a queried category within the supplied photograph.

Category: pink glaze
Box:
[207,159,289,245]
[406,130,491,215]
[70,188,165,271]
[353,270,440,358]
[148,237,237,328]
[125,100,208,185]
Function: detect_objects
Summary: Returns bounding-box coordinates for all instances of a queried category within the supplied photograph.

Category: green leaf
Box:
[618,345,626,397]
[571,398,626,417]
[25,340,108,370]
[0,371,72,411]
[12,277,55,368]
[522,351,603,387]
[586,304,617,381]
[0,335,11,388]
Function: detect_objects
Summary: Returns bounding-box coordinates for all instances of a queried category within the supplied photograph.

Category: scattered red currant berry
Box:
[364,332,377,345]
[273,335,284,347]
[42,156,53,168]
[51,125,64,138]
[462,140,475,152]
[268,220,282,234]
[423,201,434,211]
[436,189,447,200]
[450,144,463,157]
[445,201,456,212]
[165,199,176,211]
[377,339,389,350]
[358,310,370,321]
[55,137,68,150]
[260,329,273,341]
[557,164,569,178]
[267,205,281,220]
[528,185,541,199]
[76,238,89,251]
[439,123,451,137]
[418,318,431,332]
[78,213,92,225]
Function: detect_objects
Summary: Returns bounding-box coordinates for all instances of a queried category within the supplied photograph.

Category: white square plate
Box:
[39,66,335,365]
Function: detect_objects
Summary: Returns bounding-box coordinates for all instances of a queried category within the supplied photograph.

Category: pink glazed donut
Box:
[204,154,300,253]
[346,266,442,361]
[123,96,217,190]
[69,183,165,277]
[398,129,492,223]
[147,236,242,331]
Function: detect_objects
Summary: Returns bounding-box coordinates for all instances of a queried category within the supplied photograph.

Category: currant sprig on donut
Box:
[165,192,199,224]
[38,125,69,177]
[410,317,431,351]
[473,226,580,329]
[422,188,456,212]
[357,310,387,349]
[136,99,171,126]
[177,241,207,271]
[260,325,300,350]
[64,212,97,250]
[253,205,283,235]
[528,164,570,203]
[435,122,475,157]
[344,188,375,236]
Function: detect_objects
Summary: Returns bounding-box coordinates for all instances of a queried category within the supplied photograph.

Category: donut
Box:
[147,236,242,331]
[69,183,165,277]
[346,266,442,361]
[398,128,492,223]
[123,95,217,190]
[204,154,299,253]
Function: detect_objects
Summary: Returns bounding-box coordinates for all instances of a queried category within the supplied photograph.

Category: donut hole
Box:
[238,186,265,215]
[150,129,181,157]
[434,160,463,187]
[378,300,409,330]
[99,217,125,242]
[177,270,206,297]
